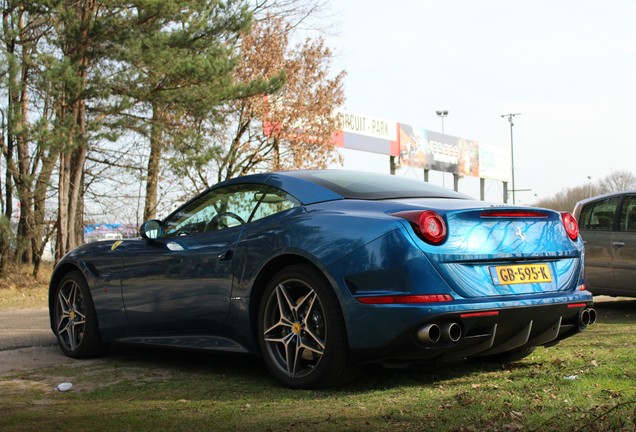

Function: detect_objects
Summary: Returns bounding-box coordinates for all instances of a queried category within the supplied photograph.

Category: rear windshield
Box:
[292,170,469,200]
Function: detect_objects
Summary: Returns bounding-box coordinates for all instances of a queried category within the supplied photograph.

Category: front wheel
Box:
[257,264,356,388]
[52,271,105,358]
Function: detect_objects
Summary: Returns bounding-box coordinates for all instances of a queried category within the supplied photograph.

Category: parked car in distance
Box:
[50,170,595,389]
[574,190,636,297]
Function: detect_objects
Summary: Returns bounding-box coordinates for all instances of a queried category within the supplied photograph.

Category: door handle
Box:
[612,242,625,247]
[218,249,233,261]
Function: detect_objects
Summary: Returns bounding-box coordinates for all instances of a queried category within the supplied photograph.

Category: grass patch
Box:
[1,298,635,431]
[0,263,51,310]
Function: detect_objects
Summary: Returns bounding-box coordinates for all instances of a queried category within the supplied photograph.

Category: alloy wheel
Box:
[262,279,326,379]
[55,278,87,352]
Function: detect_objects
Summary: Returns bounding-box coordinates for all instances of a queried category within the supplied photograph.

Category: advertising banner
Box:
[333,111,399,156]
[332,111,510,182]
[478,142,511,181]
[399,124,480,178]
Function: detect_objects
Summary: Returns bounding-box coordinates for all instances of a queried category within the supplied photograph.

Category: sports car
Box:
[49,170,595,388]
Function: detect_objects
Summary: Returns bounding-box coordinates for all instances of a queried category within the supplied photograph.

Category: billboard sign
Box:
[399,124,480,178]
[332,111,510,182]
[478,142,511,181]
[333,111,399,156]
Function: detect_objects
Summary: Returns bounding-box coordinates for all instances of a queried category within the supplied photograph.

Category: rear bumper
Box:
[349,299,595,364]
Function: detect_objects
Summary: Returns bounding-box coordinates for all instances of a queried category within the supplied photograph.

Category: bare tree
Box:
[598,170,636,194]
[535,185,591,212]
[535,170,636,212]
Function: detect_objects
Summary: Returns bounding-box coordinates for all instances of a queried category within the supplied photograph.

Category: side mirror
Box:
[139,220,163,240]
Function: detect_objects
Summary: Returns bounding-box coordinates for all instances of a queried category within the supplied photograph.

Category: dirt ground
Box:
[0,345,77,374]
[0,307,73,374]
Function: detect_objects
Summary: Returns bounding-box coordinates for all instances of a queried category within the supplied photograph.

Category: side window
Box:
[579,197,619,231]
[163,184,300,237]
[619,195,636,232]
[251,190,300,222]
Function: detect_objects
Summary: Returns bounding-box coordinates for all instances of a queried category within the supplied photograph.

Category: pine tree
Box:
[103,0,283,220]
[167,14,345,192]
[1,0,285,267]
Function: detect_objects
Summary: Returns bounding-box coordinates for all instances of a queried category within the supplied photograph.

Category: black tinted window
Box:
[619,195,636,232]
[579,197,619,231]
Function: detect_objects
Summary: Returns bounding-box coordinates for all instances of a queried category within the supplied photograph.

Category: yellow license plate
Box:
[490,263,552,285]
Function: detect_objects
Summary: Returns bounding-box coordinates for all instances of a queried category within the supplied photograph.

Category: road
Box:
[0,308,69,374]
[0,308,56,350]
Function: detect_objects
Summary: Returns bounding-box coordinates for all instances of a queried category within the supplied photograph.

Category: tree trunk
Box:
[57,108,88,260]
[56,150,70,261]
[1,8,16,273]
[55,0,96,260]
[32,149,57,277]
[15,40,34,264]
[144,106,164,221]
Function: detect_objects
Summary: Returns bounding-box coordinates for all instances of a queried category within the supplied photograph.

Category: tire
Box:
[257,264,356,389]
[52,270,105,358]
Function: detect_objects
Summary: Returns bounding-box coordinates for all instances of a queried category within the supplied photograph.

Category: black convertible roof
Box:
[284,170,469,200]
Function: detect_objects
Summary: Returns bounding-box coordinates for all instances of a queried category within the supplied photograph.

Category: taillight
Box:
[357,294,454,304]
[418,211,447,244]
[459,310,500,318]
[395,210,447,245]
[480,210,548,218]
[561,211,579,240]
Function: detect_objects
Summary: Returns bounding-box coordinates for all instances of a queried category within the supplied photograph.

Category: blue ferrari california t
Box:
[49,170,595,388]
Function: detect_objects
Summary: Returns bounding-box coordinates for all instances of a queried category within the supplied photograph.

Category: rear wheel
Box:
[53,271,105,358]
[257,264,356,388]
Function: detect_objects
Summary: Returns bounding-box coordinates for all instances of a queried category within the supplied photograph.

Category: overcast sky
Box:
[324,0,636,204]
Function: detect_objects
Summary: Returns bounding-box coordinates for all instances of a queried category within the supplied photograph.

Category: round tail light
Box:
[418,210,447,244]
[561,211,579,241]
[393,210,448,245]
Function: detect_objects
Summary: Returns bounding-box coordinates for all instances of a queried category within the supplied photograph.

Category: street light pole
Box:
[436,110,448,187]
[436,110,448,134]
[501,113,521,204]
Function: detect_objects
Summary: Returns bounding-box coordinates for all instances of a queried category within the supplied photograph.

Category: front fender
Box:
[49,241,128,339]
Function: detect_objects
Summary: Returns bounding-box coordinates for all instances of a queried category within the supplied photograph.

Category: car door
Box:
[119,184,265,333]
[577,196,620,292]
[611,194,636,295]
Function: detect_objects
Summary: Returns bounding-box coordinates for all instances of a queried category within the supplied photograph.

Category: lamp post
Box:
[501,113,521,204]
[436,110,448,134]
[436,110,448,187]
[587,176,592,197]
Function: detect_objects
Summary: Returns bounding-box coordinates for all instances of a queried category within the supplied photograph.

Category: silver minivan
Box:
[574,191,636,297]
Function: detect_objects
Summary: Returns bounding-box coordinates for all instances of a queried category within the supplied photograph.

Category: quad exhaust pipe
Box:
[442,322,462,342]
[579,308,597,327]
[417,307,596,345]
[417,322,462,344]
[417,323,441,343]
